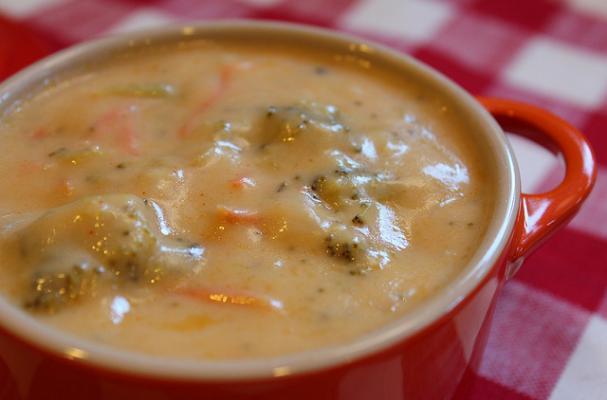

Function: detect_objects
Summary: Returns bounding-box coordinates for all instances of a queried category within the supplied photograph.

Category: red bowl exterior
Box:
[0,247,508,400]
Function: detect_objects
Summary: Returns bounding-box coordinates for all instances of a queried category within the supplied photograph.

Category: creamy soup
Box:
[0,38,493,359]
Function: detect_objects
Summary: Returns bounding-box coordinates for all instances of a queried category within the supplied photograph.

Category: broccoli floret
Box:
[25,264,100,312]
[324,224,366,264]
[260,102,348,146]
[16,194,204,312]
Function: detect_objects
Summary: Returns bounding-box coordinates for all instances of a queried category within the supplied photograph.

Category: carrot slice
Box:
[92,105,140,155]
[17,161,43,175]
[30,128,49,140]
[92,107,121,137]
[217,205,260,224]
[178,64,235,139]
[174,286,283,312]
[118,113,139,156]
[229,176,256,190]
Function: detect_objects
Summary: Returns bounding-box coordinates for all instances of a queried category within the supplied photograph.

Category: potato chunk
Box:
[17,194,204,312]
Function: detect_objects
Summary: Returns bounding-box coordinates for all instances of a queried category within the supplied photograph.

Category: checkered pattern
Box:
[1,0,606,398]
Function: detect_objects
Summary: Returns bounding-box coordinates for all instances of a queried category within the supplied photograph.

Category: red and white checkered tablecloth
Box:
[1,0,606,398]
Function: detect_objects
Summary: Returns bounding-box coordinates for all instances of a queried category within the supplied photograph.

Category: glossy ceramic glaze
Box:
[0,22,596,400]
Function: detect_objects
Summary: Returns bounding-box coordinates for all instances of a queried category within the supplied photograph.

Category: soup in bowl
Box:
[0,22,595,400]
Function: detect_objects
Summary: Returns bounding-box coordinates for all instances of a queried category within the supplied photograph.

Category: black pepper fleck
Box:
[314,66,328,75]
[352,215,364,225]
[48,147,67,158]
[276,182,287,193]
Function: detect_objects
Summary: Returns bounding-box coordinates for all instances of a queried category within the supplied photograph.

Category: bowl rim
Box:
[0,20,520,381]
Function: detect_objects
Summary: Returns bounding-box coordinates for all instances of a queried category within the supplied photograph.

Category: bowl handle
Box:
[477,97,597,264]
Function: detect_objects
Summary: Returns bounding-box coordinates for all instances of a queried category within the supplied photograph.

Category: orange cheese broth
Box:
[0,40,494,359]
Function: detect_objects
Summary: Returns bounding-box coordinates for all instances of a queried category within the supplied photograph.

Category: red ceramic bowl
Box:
[0,22,596,400]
